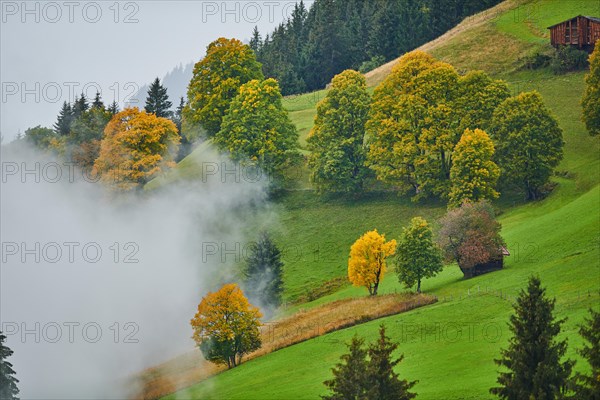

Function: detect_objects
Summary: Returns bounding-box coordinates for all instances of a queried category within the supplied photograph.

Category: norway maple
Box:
[582,39,600,136]
[348,230,396,296]
[307,69,371,193]
[215,78,298,180]
[190,283,262,369]
[93,107,179,191]
[184,38,264,137]
[490,91,564,200]
[449,128,500,208]
[366,50,509,201]
[395,217,443,293]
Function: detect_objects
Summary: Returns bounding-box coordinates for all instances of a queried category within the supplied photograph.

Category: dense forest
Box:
[251,0,502,94]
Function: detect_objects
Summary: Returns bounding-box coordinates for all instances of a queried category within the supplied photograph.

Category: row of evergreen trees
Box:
[251,0,502,94]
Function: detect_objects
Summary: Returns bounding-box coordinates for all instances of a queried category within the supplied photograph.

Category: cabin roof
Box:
[547,15,600,29]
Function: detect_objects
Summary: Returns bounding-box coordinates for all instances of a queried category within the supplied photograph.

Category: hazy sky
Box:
[1,0,314,141]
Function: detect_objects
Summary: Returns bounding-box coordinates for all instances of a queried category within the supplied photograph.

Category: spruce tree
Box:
[107,101,119,116]
[573,309,600,399]
[366,325,417,400]
[53,101,73,136]
[72,93,89,118]
[322,336,369,400]
[0,331,20,400]
[91,92,104,109]
[491,276,574,399]
[244,231,284,309]
[249,26,262,53]
[144,77,172,118]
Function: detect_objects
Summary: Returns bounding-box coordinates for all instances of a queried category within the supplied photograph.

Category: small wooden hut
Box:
[462,247,510,278]
[548,15,600,53]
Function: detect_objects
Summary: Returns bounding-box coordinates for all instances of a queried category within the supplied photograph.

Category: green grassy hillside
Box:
[166,0,600,398]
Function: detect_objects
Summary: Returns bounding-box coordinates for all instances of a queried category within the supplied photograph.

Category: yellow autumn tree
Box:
[93,107,179,191]
[448,128,500,208]
[348,230,397,296]
[190,283,262,369]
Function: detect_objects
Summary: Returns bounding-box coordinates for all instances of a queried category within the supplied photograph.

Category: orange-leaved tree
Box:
[348,230,396,296]
[93,107,179,191]
[190,283,262,369]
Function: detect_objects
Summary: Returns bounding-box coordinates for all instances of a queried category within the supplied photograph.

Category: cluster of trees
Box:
[309,51,565,202]
[184,38,299,182]
[20,77,189,191]
[251,0,502,94]
[322,325,417,400]
[323,278,599,399]
[22,93,117,170]
[348,201,505,295]
[0,331,19,400]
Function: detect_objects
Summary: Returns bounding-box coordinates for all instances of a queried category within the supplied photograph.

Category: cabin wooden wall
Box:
[550,17,600,51]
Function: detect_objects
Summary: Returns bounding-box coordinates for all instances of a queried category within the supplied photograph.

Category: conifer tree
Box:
[573,309,600,399]
[107,101,119,116]
[244,231,284,309]
[366,325,417,400]
[72,93,89,118]
[0,331,20,400]
[249,26,262,53]
[322,336,369,400]
[53,101,73,136]
[144,78,173,118]
[491,276,574,399]
[91,92,104,109]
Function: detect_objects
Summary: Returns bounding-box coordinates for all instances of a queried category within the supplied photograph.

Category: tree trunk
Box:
[417,279,421,293]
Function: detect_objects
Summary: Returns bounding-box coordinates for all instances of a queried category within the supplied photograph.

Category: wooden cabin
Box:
[548,15,600,53]
[461,247,510,279]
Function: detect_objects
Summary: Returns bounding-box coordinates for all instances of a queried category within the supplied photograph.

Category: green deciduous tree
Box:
[184,38,264,136]
[244,231,284,311]
[24,125,57,149]
[145,77,173,118]
[395,217,443,293]
[582,40,600,136]
[215,78,298,180]
[0,331,20,400]
[449,128,500,208]
[573,309,600,399]
[322,335,369,400]
[491,276,573,399]
[490,91,564,200]
[307,69,371,193]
